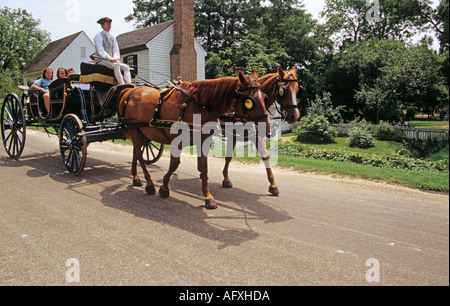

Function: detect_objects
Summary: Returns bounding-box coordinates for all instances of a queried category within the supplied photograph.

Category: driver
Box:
[93,17,132,85]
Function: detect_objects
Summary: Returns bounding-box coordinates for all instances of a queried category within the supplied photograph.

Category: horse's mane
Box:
[184,77,240,109]
[259,73,278,84]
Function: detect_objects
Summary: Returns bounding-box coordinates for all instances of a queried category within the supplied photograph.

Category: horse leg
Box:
[198,150,217,210]
[132,146,143,187]
[256,136,279,196]
[159,154,181,198]
[131,130,155,195]
[222,137,237,189]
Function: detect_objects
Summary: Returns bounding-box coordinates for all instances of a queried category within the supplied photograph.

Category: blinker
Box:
[245,98,255,110]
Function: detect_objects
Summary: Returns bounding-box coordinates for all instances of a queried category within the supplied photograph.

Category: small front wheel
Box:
[142,140,165,165]
[59,114,87,175]
[1,94,26,159]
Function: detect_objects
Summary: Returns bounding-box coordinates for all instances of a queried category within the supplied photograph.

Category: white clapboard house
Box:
[22,31,95,84]
[117,20,207,87]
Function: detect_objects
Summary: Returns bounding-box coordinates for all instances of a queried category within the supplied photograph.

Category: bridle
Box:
[234,85,269,122]
[274,71,302,118]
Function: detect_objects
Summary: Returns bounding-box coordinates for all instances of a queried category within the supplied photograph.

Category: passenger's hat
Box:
[97,17,112,24]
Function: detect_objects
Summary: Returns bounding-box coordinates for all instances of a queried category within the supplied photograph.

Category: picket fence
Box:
[330,124,449,141]
[397,127,449,141]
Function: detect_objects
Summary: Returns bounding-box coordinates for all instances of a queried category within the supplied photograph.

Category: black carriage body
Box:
[2,62,164,175]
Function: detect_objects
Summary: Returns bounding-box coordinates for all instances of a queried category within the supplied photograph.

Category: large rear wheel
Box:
[1,94,26,159]
[59,114,87,175]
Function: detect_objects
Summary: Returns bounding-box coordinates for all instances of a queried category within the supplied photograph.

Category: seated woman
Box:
[31,68,53,114]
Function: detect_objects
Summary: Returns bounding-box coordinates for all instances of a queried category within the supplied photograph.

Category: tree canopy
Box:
[0,6,50,97]
[125,0,448,122]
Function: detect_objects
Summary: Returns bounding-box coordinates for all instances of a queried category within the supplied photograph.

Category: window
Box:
[123,55,138,75]
[81,47,86,58]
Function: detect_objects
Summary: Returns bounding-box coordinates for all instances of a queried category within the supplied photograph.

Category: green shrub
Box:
[277,141,449,173]
[347,126,375,148]
[375,121,404,142]
[293,115,338,144]
[403,138,449,159]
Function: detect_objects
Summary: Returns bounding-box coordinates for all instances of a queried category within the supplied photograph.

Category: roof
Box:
[22,31,85,74]
[116,20,174,54]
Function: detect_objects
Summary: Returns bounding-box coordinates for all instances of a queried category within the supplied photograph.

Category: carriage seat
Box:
[48,78,72,102]
[79,62,135,86]
[79,62,118,85]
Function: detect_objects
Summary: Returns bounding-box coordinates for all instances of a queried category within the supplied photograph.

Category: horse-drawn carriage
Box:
[2,61,301,209]
[1,62,165,175]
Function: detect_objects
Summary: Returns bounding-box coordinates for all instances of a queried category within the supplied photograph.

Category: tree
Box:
[343,39,449,121]
[321,0,433,48]
[125,0,174,28]
[0,6,50,97]
[0,7,50,71]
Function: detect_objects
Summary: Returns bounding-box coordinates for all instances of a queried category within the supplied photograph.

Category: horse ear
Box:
[278,65,285,78]
[238,70,249,87]
[290,66,298,75]
[251,70,259,81]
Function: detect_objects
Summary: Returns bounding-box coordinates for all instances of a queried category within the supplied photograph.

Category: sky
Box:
[1,0,326,41]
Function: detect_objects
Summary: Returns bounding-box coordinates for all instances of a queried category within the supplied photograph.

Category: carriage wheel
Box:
[1,94,26,159]
[142,140,165,165]
[59,114,87,175]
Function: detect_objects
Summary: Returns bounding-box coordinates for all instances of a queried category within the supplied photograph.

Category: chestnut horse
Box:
[118,71,269,210]
[221,66,301,195]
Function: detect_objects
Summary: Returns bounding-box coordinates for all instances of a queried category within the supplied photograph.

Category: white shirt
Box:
[93,30,120,61]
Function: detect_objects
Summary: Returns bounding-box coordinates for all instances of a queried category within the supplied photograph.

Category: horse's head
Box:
[276,66,302,124]
[235,70,270,130]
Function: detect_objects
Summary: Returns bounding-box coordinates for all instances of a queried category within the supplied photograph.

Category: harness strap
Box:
[119,85,146,120]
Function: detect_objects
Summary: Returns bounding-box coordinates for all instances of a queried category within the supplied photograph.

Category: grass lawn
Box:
[240,152,449,193]
[409,120,449,129]
[291,137,403,155]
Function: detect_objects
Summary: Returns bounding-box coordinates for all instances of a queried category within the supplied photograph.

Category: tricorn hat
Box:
[97,17,112,24]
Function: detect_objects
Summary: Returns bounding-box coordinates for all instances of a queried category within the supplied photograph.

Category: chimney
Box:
[170,0,197,82]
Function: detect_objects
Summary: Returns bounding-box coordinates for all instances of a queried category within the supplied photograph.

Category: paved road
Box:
[0,130,448,286]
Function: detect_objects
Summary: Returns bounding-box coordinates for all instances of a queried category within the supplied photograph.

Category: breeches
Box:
[97,60,132,85]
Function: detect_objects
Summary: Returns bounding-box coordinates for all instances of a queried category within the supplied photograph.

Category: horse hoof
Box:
[146,185,156,195]
[159,187,170,198]
[133,179,143,187]
[222,180,233,189]
[269,187,280,196]
[205,199,218,210]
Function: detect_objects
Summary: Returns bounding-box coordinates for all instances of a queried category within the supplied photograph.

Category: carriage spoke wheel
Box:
[1,94,26,159]
[142,140,165,165]
[59,114,87,175]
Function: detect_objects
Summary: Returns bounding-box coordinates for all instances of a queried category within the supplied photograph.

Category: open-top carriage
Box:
[1,62,165,175]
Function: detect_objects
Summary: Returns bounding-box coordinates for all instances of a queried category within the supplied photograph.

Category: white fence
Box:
[330,124,449,141]
[397,127,449,141]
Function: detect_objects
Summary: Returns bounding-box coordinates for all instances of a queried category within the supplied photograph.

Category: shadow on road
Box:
[1,151,293,249]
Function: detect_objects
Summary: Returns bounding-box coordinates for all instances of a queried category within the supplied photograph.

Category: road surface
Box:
[0,129,448,286]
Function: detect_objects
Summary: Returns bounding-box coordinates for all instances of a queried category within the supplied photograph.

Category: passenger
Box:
[31,68,53,114]
[93,17,132,85]
[57,67,69,79]
[67,67,76,75]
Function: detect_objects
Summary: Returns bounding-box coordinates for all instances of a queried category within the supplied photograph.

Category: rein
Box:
[120,79,267,131]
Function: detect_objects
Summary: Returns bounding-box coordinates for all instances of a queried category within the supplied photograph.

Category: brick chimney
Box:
[170,0,197,82]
